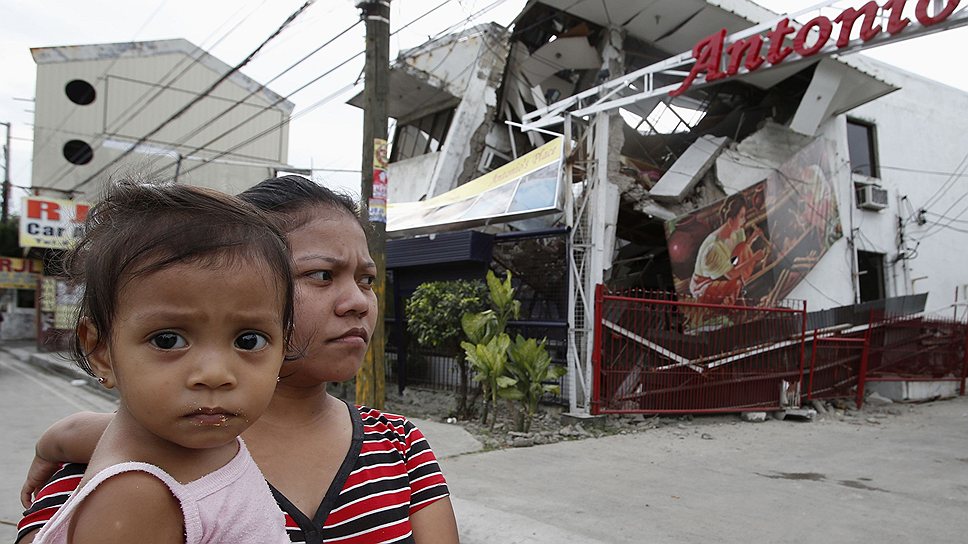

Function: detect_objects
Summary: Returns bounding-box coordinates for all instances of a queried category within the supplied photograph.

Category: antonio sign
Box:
[671,0,961,97]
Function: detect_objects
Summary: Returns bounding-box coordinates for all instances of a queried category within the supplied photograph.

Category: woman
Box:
[18,176,459,544]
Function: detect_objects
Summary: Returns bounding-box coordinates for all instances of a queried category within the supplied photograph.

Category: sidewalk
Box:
[0,342,117,542]
[0,340,116,402]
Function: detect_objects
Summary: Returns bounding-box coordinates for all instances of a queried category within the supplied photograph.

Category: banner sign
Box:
[666,138,843,331]
[370,138,389,223]
[0,258,43,289]
[19,196,92,249]
[388,137,564,235]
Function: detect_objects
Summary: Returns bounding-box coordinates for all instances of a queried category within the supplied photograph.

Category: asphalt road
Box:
[2,345,968,543]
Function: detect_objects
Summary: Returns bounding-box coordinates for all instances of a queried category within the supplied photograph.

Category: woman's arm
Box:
[411,495,459,544]
[21,411,112,507]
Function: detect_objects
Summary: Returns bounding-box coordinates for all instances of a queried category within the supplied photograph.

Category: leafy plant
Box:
[405,279,488,418]
[485,269,520,333]
[461,332,515,429]
[507,335,566,432]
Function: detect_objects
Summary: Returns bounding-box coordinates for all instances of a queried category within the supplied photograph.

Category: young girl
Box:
[32,181,293,544]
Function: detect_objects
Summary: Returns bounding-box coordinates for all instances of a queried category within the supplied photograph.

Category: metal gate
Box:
[592,287,807,414]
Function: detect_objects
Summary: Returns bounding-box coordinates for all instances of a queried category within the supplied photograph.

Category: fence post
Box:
[591,284,605,414]
[798,300,808,403]
[807,330,818,401]
[856,316,874,409]
[961,323,968,396]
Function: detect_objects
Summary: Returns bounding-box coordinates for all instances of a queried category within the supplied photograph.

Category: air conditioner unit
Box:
[856,184,889,211]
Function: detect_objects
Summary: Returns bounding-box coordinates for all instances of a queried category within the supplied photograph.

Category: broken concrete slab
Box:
[650,135,728,202]
[740,411,767,422]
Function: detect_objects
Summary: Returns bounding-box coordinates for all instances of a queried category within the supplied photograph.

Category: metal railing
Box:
[592,287,807,414]
[593,288,968,414]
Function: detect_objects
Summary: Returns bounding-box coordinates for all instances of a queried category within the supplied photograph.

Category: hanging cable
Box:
[69,0,317,192]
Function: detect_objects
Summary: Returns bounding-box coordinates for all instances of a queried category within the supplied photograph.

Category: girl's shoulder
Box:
[68,470,184,544]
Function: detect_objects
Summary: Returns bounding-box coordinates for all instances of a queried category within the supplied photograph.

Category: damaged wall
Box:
[386,24,509,204]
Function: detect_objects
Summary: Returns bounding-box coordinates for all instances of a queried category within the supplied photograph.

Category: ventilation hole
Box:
[65,80,96,105]
[63,140,94,165]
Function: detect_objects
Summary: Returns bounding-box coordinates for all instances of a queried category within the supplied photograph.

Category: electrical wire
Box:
[172,0,512,180]
[69,0,317,192]
[22,0,178,179]
[41,0,272,187]
[137,18,363,175]
[145,0,473,181]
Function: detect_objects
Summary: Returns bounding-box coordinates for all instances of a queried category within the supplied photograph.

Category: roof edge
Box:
[30,38,294,113]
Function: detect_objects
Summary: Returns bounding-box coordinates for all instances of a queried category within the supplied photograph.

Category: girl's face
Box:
[83,260,287,452]
[282,209,378,386]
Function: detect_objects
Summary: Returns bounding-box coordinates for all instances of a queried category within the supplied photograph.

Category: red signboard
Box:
[671,0,961,97]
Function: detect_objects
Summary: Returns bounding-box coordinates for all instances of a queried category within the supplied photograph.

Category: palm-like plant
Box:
[461,333,515,428]
[507,335,566,432]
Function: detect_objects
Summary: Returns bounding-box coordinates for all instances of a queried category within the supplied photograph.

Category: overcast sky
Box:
[1,0,966,213]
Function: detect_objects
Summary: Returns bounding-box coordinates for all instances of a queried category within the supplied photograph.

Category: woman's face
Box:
[282,208,378,386]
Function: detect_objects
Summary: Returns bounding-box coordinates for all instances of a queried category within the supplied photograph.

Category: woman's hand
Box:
[21,452,62,507]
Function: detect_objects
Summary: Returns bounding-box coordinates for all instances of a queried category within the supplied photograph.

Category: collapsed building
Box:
[365,0,968,414]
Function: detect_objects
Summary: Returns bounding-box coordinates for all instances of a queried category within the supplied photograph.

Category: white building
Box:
[30,38,297,199]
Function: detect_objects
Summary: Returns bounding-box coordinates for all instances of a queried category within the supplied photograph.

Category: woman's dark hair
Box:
[66,180,295,376]
[720,194,748,223]
[239,175,364,233]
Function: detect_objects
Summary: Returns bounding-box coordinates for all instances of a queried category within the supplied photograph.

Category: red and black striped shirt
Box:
[18,402,450,544]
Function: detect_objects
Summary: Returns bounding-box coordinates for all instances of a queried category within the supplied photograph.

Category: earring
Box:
[276,376,281,382]
[96,376,106,384]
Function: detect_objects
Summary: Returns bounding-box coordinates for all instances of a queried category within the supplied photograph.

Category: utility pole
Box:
[1,122,10,223]
[355,0,389,409]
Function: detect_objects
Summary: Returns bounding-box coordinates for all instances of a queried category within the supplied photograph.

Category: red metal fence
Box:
[593,287,968,415]
[592,287,807,414]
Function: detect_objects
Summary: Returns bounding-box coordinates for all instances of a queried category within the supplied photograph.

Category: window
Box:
[63,140,94,165]
[857,250,885,303]
[390,108,454,162]
[65,79,96,105]
[16,289,36,309]
[846,119,878,178]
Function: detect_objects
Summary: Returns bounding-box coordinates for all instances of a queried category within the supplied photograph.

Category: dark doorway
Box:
[857,250,886,303]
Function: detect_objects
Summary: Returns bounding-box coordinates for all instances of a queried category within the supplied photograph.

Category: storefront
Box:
[17,195,90,350]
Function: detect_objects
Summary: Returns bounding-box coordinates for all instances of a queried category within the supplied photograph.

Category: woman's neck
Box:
[255,383,342,428]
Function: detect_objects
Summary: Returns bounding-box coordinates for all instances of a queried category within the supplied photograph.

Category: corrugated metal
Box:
[387,230,494,268]
[805,293,928,331]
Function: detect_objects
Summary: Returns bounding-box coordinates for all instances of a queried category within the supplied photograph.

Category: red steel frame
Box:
[592,288,807,415]
[592,287,968,415]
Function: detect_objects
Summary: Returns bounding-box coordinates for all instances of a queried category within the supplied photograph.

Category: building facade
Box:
[379,0,968,411]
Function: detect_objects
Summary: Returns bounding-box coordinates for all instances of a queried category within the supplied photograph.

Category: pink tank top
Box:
[34,438,289,544]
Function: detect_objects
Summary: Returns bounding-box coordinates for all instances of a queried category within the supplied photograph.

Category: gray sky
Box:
[2,0,966,213]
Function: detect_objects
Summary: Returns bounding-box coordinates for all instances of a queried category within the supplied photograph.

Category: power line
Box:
[69,0,317,192]
[144,0,464,181]
[138,18,362,176]
[42,0,272,188]
[173,82,359,180]
[23,0,180,179]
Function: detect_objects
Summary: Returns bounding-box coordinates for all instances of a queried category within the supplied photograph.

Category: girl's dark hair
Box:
[239,175,365,233]
[66,180,295,376]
